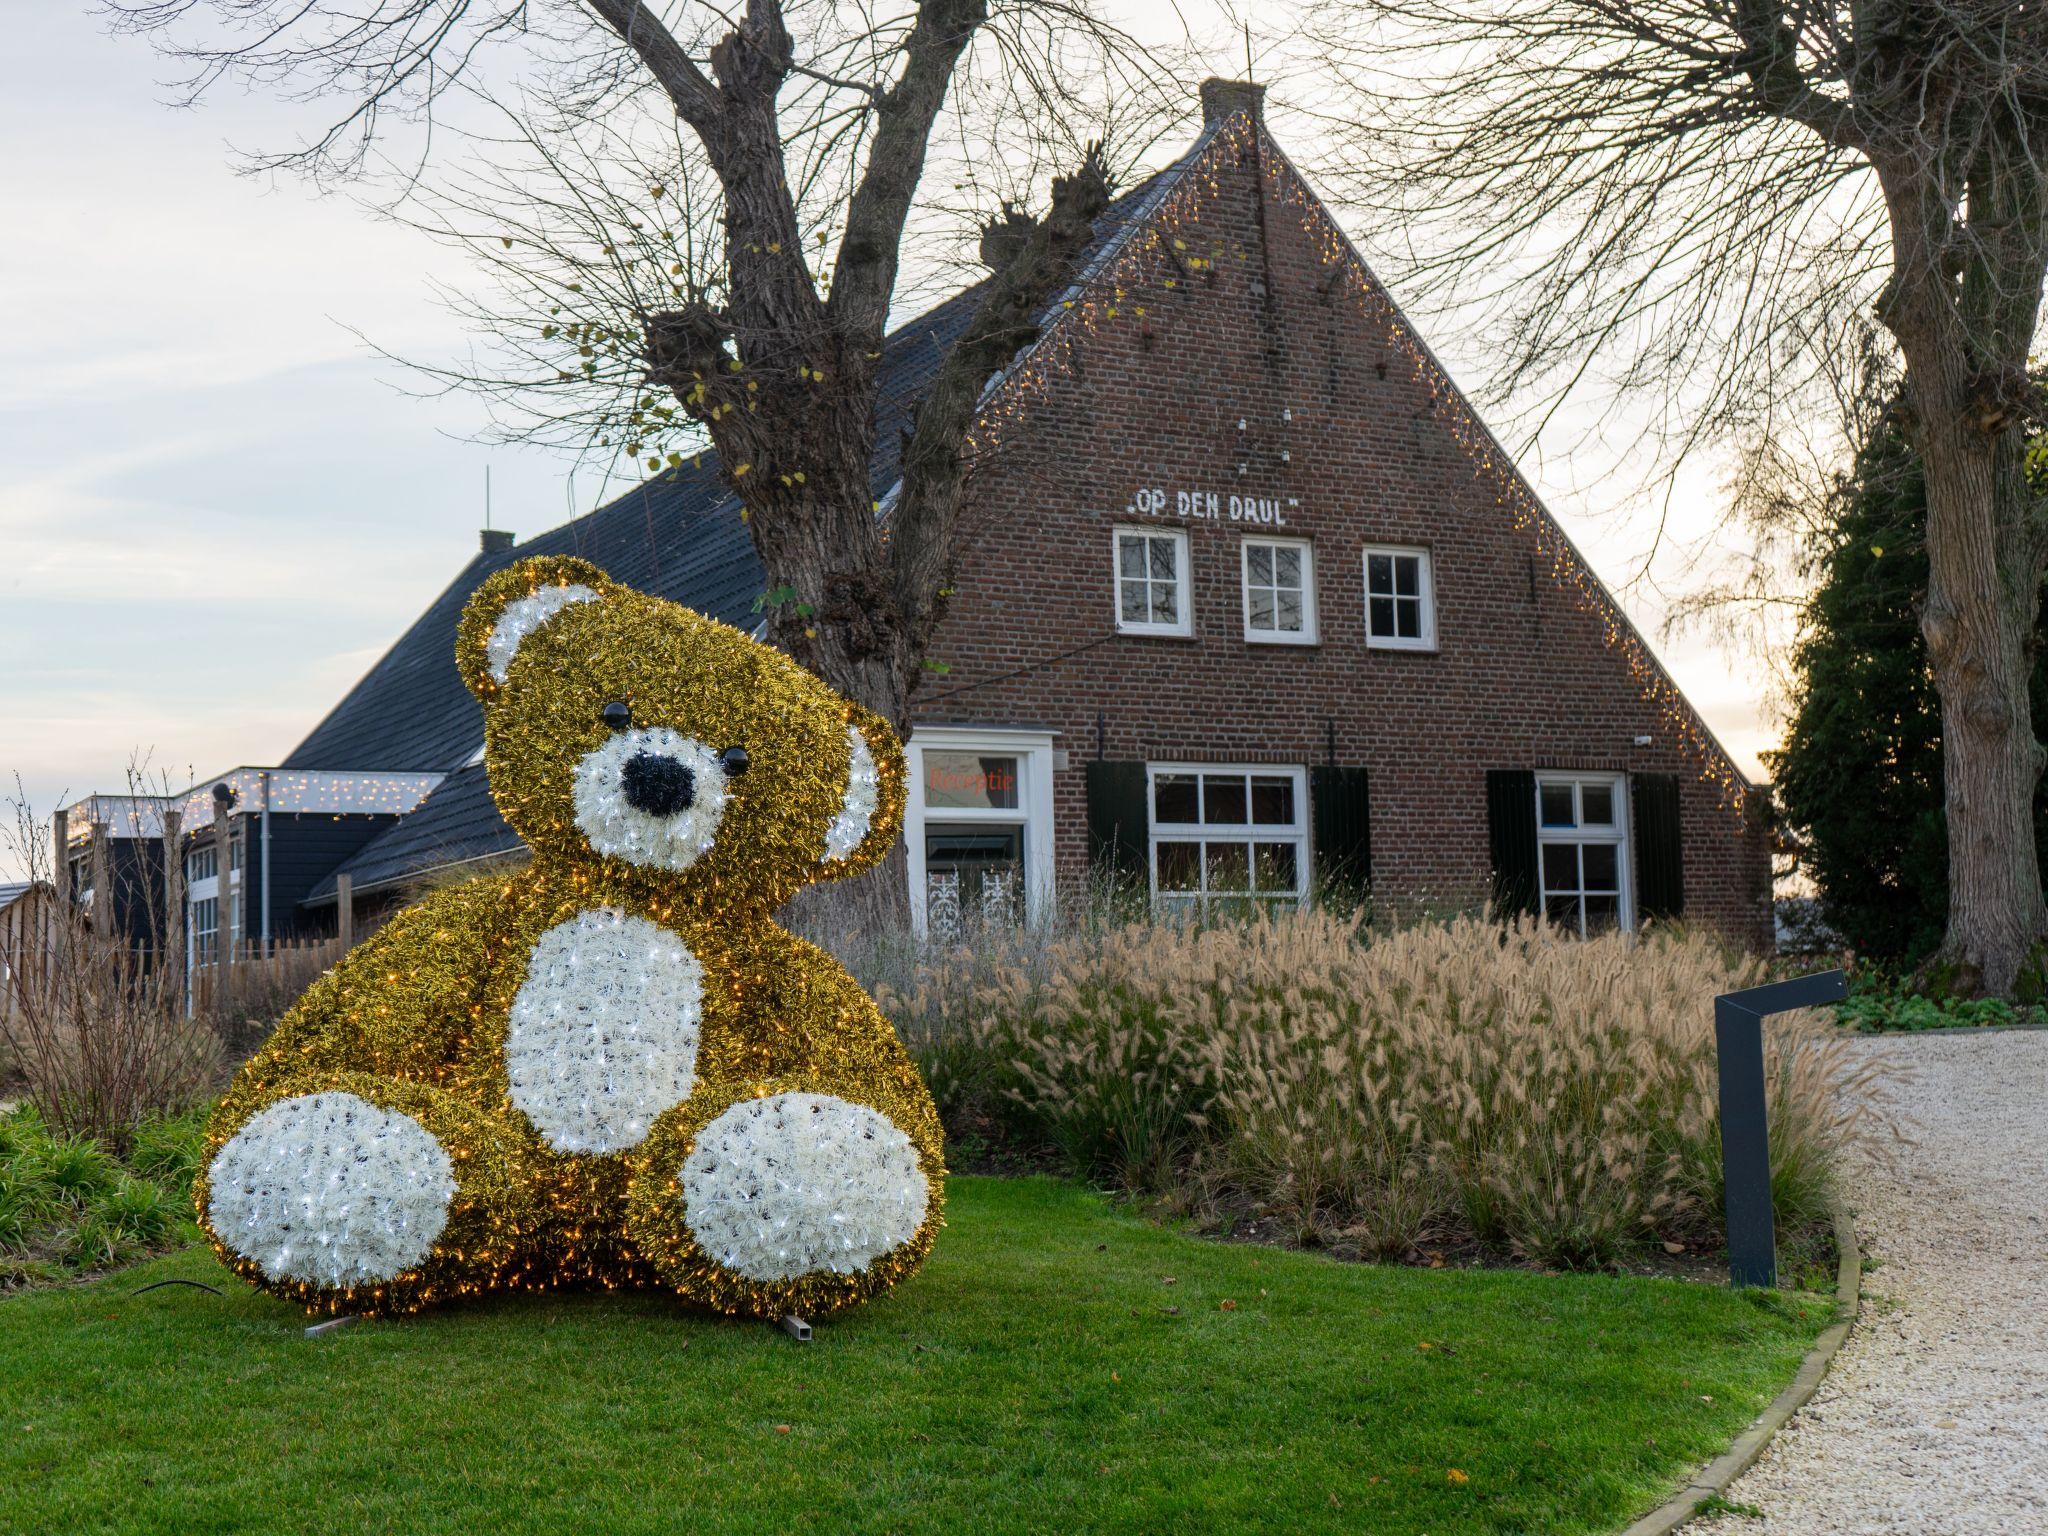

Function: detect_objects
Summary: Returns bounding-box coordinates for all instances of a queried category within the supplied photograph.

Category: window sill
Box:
[1244,631,1320,647]
[1365,638,1438,654]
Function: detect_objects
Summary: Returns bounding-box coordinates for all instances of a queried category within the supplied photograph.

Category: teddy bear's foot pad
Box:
[206,1091,457,1289]
[680,1092,929,1283]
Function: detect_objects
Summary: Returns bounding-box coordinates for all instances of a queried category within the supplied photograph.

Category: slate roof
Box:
[296,155,1199,905]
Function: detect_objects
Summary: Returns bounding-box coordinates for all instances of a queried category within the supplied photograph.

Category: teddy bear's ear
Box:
[816,702,908,881]
[455,555,612,701]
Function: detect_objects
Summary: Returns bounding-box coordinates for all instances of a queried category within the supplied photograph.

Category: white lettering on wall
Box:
[1123,486,1301,526]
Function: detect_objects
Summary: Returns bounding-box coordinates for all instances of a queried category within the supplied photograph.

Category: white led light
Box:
[822,726,879,863]
[206,1092,456,1288]
[681,1092,928,1282]
[487,584,598,683]
[507,907,704,1154]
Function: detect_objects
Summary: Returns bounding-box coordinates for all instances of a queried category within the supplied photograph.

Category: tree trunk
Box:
[1916,419,2048,995]
[1877,144,2048,997]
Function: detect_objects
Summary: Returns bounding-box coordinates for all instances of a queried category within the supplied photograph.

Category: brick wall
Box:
[908,119,1773,949]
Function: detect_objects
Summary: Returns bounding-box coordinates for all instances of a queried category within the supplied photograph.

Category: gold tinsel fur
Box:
[194,555,941,1318]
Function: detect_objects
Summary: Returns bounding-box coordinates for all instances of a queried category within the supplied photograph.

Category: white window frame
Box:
[1240,536,1318,645]
[186,845,240,976]
[1113,526,1193,638]
[1362,544,1436,651]
[905,726,1057,936]
[1145,763,1310,911]
[1534,772,1632,936]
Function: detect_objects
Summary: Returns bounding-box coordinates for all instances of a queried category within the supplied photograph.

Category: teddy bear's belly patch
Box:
[506,907,704,1155]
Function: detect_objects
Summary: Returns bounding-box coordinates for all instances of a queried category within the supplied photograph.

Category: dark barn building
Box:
[81,89,1772,953]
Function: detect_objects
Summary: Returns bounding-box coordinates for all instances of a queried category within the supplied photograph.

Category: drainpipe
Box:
[259,771,272,957]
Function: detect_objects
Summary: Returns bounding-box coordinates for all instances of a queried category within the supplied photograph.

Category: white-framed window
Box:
[1362,545,1435,650]
[1535,773,1630,935]
[1241,536,1317,644]
[1114,527,1192,637]
[191,894,219,967]
[905,727,1057,937]
[1147,764,1308,911]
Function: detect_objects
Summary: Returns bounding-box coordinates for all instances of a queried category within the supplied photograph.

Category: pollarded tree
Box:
[109,0,1175,734]
[1311,0,2048,993]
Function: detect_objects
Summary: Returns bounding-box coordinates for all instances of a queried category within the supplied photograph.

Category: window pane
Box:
[1249,588,1276,628]
[1582,843,1619,892]
[1205,841,1251,891]
[1369,595,1396,635]
[1275,591,1303,631]
[1539,784,1576,827]
[1584,895,1620,932]
[1545,895,1582,930]
[1156,841,1201,893]
[1148,538,1176,580]
[1367,553,1393,594]
[1250,776,1294,825]
[1119,537,1145,577]
[1153,581,1178,623]
[1394,556,1421,598]
[1154,773,1199,824]
[1581,783,1615,826]
[1541,842,1580,893]
[1202,775,1248,826]
[1273,547,1301,587]
[1254,840,1297,892]
[1247,544,1273,584]
[1120,580,1147,625]
[1395,599,1422,639]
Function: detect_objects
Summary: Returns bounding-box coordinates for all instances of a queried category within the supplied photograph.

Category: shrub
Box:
[883,908,1877,1268]
[1,781,221,1149]
[1835,983,2026,1033]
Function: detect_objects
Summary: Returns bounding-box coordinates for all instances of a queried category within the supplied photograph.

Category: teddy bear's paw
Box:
[676,1092,930,1284]
[205,1091,457,1290]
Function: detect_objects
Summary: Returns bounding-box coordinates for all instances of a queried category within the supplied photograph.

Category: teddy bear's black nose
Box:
[621,751,696,817]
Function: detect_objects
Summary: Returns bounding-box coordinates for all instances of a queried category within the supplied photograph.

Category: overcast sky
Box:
[0,4,1771,880]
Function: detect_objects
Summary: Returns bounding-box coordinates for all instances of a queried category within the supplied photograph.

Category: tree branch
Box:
[827,0,989,338]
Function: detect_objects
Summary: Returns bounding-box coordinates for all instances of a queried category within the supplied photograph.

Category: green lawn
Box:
[0,1176,1827,1536]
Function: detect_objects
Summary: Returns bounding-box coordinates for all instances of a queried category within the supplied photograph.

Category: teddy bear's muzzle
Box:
[620,750,697,817]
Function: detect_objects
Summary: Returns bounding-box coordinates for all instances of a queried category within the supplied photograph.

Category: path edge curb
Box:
[1617,1198,1863,1536]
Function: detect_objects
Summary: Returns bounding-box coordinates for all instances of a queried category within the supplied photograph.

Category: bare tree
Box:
[108,0,1184,920]
[1307,0,2048,993]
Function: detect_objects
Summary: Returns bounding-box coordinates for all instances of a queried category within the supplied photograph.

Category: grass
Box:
[883,911,1872,1266]
[0,1103,205,1287]
[1,1176,1830,1536]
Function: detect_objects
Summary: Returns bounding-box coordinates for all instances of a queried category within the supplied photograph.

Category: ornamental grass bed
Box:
[877,910,1877,1271]
[1,1176,1828,1536]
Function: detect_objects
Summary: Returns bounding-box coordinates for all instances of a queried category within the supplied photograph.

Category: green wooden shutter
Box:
[1310,766,1371,896]
[1486,769,1539,918]
[1632,772,1685,921]
[1085,761,1150,888]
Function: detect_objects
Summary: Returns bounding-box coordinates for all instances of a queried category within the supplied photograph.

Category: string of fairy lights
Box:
[962,112,1753,821]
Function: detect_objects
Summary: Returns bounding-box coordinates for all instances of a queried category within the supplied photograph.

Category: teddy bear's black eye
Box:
[601,700,633,733]
[719,745,750,777]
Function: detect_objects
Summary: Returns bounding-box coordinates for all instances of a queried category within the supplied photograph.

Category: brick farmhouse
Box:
[57,85,1770,958]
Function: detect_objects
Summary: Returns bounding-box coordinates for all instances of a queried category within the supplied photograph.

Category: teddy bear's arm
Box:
[227,876,517,1104]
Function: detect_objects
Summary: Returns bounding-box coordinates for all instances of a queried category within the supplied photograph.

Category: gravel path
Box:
[1692,1030,2048,1535]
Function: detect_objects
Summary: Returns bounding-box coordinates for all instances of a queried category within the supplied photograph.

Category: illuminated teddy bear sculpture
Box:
[196,555,942,1320]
